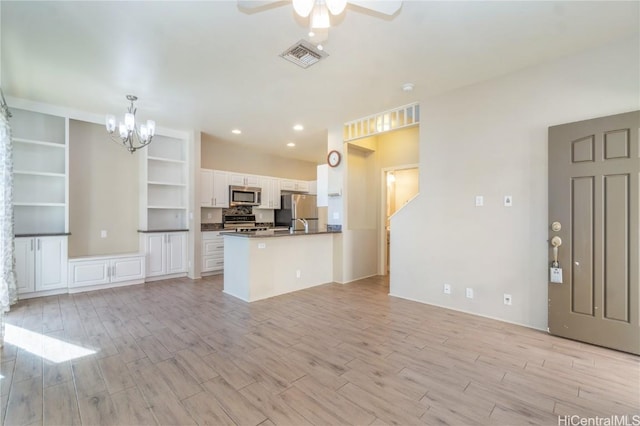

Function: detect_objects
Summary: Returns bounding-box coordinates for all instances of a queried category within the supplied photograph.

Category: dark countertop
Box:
[137,229,189,233]
[15,233,71,238]
[222,230,341,238]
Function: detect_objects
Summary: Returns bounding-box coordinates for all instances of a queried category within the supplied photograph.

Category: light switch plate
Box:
[475,196,484,207]
[466,288,474,298]
[258,243,266,249]
[504,195,513,207]
[100,230,107,238]
[443,284,451,294]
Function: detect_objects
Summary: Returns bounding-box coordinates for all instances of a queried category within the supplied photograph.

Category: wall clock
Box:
[327,150,341,167]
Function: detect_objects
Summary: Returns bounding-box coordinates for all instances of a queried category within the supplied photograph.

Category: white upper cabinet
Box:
[12,108,68,235]
[200,169,214,207]
[256,177,281,209]
[212,170,229,207]
[280,179,309,193]
[229,173,259,187]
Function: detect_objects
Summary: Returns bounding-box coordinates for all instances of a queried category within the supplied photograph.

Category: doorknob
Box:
[551,236,562,247]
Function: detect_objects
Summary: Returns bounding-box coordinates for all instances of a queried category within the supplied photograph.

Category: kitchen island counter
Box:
[222,229,341,238]
[223,231,337,302]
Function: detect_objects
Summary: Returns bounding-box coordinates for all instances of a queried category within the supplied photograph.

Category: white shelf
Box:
[148,181,187,187]
[14,170,66,178]
[148,205,187,210]
[14,137,66,148]
[13,202,66,207]
[147,156,185,164]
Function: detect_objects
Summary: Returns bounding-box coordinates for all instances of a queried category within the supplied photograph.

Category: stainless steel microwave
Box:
[229,185,261,206]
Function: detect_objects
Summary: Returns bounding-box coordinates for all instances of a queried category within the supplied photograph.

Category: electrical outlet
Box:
[296,269,301,278]
[503,294,512,305]
[100,230,107,238]
[207,213,212,219]
[475,196,484,207]
[466,288,474,299]
[443,284,451,294]
[258,243,266,249]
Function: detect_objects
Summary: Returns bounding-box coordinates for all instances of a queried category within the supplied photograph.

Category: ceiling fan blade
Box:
[347,1,402,16]
[237,1,287,12]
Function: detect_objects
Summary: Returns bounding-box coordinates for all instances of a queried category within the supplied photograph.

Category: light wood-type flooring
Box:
[1,275,639,425]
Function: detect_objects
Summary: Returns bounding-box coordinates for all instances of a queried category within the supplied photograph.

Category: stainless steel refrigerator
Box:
[275,194,319,232]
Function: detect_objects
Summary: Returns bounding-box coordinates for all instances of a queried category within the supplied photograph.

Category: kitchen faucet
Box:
[294,218,309,233]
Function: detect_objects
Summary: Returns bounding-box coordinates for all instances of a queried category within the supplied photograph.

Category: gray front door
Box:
[548,111,639,355]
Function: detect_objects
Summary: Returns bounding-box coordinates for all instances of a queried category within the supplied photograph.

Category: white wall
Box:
[390,36,640,330]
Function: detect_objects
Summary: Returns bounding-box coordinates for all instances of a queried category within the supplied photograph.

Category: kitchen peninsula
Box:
[223,230,339,302]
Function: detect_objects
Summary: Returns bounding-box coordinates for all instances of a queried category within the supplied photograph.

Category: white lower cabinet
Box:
[68,254,145,292]
[202,231,224,274]
[15,236,68,296]
[142,232,188,279]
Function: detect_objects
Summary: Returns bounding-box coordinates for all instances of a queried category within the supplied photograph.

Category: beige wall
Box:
[201,133,317,179]
[390,36,640,330]
[378,126,420,168]
[69,120,139,257]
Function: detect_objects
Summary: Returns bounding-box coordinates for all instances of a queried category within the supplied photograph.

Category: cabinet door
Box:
[212,171,229,207]
[145,233,166,277]
[295,180,309,192]
[36,236,67,291]
[271,179,281,209]
[15,238,35,294]
[200,169,214,207]
[245,174,259,186]
[166,233,187,274]
[111,257,145,283]
[257,177,272,209]
[228,173,245,186]
[68,259,109,288]
[279,179,295,192]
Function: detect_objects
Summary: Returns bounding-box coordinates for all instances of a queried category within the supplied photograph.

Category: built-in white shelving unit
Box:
[140,134,189,230]
[12,108,69,235]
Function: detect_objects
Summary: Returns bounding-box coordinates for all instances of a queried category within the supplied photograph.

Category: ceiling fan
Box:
[237,0,403,29]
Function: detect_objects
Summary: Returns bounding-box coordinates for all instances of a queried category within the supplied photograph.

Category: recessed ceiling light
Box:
[231,129,242,134]
[287,142,296,147]
[317,44,323,51]
[293,124,304,131]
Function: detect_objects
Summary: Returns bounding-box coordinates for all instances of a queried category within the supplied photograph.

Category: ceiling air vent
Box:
[280,40,328,69]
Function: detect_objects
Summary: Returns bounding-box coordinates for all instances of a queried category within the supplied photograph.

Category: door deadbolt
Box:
[551,222,561,232]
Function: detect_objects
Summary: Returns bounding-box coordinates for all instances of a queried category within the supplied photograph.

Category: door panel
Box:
[37,236,67,290]
[603,174,629,322]
[14,238,35,293]
[570,177,594,316]
[548,110,639,355]
[145,234,166,277]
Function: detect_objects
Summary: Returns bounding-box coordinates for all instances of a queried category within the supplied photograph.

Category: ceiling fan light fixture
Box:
[292,0,314,17]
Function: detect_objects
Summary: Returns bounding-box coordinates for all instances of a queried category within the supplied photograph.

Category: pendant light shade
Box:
[325,0,346,15]
[311,3,330,29]
[292,0,314,17]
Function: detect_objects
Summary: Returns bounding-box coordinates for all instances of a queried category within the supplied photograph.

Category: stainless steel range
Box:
[222,214,269,233]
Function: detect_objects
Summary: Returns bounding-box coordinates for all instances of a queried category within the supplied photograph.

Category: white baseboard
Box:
[18,288,68,300]
[145,272,188,282]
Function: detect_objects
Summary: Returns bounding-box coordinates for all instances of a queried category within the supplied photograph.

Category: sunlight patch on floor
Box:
[4,324,96,363]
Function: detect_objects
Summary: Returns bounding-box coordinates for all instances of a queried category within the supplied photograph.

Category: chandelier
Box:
[105,95,155,154]
[292,0,347,29]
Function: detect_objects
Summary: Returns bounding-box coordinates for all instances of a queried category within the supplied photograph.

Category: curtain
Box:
[0,94,17,347]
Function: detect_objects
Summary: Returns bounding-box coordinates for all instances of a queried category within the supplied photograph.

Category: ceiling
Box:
[2,1,638,163]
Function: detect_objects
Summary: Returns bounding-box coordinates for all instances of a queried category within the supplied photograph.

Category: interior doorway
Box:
[381,165,419,275]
